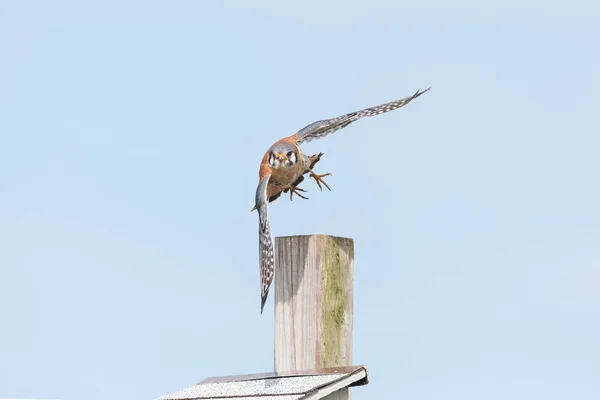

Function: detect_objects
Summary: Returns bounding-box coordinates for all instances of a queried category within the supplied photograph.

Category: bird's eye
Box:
[287,151,293,158]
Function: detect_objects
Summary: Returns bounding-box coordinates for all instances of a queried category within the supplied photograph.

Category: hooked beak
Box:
[276,153,287,162]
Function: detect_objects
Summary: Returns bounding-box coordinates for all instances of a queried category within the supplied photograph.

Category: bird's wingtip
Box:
[415,87,432,96]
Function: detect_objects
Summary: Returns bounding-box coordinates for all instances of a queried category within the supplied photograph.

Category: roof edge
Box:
[302,368,368,400]
[198,365,369,386]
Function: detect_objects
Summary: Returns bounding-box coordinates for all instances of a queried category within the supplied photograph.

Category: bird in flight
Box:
[252,87,431,313]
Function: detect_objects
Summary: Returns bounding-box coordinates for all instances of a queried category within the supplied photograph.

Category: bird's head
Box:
[268,143,298,169]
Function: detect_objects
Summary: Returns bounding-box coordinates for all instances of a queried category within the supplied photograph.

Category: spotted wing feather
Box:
[255,175,275,314]
[296,87,431,145]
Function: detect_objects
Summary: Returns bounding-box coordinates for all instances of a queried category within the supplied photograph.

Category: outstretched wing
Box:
[255,175,275,314]
[295,87,431,145]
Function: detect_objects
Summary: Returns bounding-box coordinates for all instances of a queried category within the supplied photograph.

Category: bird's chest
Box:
[268,159,309,189]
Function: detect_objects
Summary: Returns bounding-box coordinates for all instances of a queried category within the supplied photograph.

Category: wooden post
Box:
[274,234,354,373]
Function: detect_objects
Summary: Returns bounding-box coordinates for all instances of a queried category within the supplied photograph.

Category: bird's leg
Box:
[306,152,331,191]
[309,170,332,191]
[287,175,309,201]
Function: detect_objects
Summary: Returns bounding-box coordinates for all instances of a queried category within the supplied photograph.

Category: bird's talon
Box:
[289,185,309,201]
[309,171,332,191]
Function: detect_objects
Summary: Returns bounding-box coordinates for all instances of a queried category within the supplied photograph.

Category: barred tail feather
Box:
[255,175,275,314]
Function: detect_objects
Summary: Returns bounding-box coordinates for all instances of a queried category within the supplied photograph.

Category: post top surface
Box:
[275,234,354,241]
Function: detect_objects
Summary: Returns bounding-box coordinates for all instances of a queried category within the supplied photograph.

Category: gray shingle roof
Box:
[156,365,369,400]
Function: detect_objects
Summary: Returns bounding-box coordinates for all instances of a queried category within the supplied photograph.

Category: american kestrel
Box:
[253,87,431,313]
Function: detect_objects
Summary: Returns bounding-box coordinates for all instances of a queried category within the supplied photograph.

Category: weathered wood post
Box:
[274,234,354,398]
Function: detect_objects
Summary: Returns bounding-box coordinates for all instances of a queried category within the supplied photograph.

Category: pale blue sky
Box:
[1,1,599,399]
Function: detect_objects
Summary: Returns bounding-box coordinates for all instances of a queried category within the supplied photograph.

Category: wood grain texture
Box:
[274,234,354,373]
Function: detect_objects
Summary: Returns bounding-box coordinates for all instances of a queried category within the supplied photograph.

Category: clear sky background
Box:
[1,1,599,399]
